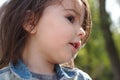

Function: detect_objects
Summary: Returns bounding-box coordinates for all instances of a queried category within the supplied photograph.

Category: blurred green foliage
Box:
[74,0,120,80]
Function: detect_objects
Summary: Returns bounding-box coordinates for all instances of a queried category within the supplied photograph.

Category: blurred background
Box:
[75,0,120,80]
[0,0,120,80]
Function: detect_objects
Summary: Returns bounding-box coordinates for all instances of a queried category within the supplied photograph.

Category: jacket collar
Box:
[9,60,70,79]
[10,60,32,79]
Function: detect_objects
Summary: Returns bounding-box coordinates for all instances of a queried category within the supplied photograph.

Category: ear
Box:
[23,10,37,34]
[23,24,37,34]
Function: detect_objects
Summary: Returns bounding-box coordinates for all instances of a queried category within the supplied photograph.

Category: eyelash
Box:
[66,15,75,23]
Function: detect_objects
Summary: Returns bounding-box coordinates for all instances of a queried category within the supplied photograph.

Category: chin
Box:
[55,51,76,64]
[58,56,74,64]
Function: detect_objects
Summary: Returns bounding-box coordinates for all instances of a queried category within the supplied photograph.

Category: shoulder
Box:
[0,66,11,79]
[0,66,10,74]
[62,67,92,80]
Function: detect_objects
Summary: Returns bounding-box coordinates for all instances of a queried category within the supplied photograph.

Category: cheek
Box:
[51,25,74,44]
[38,25,74,51]
[53,19,75,42]
[36,15,75,49]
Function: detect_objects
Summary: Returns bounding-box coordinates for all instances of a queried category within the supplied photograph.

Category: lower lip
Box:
[69,44,78,54]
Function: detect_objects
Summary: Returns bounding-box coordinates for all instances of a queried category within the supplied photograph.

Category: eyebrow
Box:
[64,9,81,16]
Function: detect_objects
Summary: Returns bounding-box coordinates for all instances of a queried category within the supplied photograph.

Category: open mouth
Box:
[69,42,80,50]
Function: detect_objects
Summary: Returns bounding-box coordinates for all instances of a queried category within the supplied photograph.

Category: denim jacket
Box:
[0,60,92,80]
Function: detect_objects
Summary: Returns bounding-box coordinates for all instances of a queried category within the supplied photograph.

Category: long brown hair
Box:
[0,0,92,68]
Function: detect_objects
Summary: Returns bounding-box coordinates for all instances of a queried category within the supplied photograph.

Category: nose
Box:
[77,27,86,39]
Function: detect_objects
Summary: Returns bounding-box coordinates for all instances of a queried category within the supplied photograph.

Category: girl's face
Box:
[27,0,86,64]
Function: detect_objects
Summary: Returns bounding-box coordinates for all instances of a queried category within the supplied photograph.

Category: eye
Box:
[66,15,75,23]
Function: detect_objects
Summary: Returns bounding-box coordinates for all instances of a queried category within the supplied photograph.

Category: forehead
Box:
[61,0,85,13]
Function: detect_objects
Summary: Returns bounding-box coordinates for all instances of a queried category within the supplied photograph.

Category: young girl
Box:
[0,0,92,80]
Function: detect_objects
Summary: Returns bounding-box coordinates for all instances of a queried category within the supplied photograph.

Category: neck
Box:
[22,40,55,75]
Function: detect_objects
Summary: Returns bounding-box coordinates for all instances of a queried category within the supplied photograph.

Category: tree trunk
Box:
[99,0,120,80]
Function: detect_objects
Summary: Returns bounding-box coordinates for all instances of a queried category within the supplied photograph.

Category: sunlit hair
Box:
[81,0,92,45]
[0,0,92,68]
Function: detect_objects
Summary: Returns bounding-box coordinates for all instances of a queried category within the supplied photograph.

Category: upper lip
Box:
[69,41,81,50]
